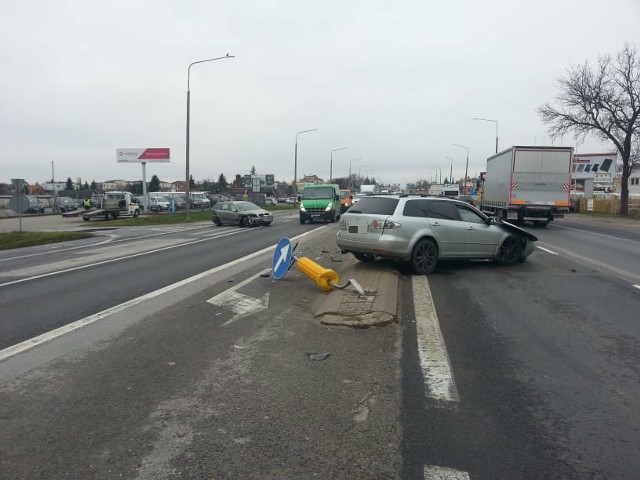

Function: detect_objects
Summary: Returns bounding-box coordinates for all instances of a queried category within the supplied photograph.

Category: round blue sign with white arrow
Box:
[272,237,293,280]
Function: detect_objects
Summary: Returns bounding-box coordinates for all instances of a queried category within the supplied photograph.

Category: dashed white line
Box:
[0,230,246,288]
[424,465,470,479]
[412,275,459,404]
[536,246,559,255]
[633,285,640,290]
[0,228,324,361]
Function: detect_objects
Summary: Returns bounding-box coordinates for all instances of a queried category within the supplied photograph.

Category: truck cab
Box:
[299,184,341,224]
[339,189,353,212]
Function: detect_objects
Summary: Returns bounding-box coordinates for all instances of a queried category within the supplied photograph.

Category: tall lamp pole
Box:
[294,128,318,194]
[430,164,441,184]
[453,144,469,194]
[186,53,234,220]
[348,158,362,188]
[444,157,453,184]
[329,147,347,182]
[472,117,499,154]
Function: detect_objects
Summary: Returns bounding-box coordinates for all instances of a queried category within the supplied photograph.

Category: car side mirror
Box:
[335,195,340,201]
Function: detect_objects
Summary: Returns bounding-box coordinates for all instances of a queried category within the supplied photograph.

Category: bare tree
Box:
[538,43,640,216]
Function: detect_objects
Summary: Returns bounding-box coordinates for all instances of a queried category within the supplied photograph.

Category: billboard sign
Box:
[117,148,170,163]
[572,153,616,180]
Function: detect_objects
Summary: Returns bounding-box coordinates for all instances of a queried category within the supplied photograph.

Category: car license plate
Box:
[348,217,368,233]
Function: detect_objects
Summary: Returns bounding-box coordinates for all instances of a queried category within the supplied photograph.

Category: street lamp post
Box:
[453,144,469,194]
[294,129,318,194]
[472,117,499,154]
[348,158,362,189]
[429,164,441,184]
[329,147,347,182]
[185,54,234,220]
[444,157,453,184]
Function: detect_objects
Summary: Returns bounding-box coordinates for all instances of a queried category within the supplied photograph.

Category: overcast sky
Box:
[2,0,640,189]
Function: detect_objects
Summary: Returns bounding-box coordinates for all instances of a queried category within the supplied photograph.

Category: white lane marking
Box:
[424,465,470,480]
[0,235,115,263]
[412,275,459,403]
[634,285,640,290]
[0,224,212,263]
[207,269,271,325]
[0,227,325,362]
[536,246,559,255]
[0,230,246,288]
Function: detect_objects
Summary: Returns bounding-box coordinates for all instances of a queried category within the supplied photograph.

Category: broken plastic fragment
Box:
[307,352,331,361]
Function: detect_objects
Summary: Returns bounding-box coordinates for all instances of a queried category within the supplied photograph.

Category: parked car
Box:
[286,197,296,204]
[25,196,45,214]
[336,195,538,274]
[211,201,273,227]
[265,197,278,206]
[53,196,78,213]
[207,193,232,206]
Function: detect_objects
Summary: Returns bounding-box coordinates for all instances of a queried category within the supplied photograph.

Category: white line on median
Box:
[424,465,470,480]
[536,246,559,255]
[633,285,640,291]
[412,275,459,404]
[0,227,325,362]
[0,229,247,288]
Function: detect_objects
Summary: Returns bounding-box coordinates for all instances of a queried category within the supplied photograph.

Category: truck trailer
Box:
[480,146,572,226]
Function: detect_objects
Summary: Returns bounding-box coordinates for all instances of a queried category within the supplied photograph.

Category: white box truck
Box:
[480,146,572,226]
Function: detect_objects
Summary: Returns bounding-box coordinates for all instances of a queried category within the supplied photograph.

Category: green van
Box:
[299,184,341,224]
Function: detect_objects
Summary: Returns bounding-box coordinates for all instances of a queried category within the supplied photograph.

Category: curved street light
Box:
[294,129,318,193]
[452,144,469,194]
[185,54,235,220]
[329,147,347,182]
[472,117,499,154]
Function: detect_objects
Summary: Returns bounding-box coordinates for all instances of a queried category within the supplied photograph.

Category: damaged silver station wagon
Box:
[336,195,538,274]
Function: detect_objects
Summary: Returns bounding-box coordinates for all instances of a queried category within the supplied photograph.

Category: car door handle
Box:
[467,227,475,230]
[431,222,441,227]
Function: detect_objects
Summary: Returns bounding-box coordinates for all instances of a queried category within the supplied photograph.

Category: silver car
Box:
[211,201,273,227]
[337,195,537,274]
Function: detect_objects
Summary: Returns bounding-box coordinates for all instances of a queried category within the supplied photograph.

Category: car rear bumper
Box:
[336,231,412,260]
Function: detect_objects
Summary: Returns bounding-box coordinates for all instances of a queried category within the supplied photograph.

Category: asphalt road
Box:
[0,213,313,349]
[401,216,640,479]
[1,213,639,479]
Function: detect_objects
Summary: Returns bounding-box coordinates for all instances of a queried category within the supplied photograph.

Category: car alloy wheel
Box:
[240,216,249,227]
[411,238,438,275]
[497,235,523,265]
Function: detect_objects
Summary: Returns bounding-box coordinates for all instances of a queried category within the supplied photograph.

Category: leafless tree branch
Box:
[537,43,640,216]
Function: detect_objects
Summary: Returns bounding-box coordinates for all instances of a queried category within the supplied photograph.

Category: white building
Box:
[629,164,640,196]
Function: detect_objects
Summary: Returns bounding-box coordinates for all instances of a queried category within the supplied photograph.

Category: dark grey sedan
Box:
[211,201,273,227]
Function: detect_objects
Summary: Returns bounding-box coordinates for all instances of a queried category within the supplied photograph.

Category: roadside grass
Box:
[0,231,95,251]
[105,210,211,226]
[104,205,296,227]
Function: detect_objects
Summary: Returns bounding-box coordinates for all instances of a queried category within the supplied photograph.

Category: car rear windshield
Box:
[348,197,398,215]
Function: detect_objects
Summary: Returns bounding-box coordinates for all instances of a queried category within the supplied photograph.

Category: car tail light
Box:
[370,219,401,230]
